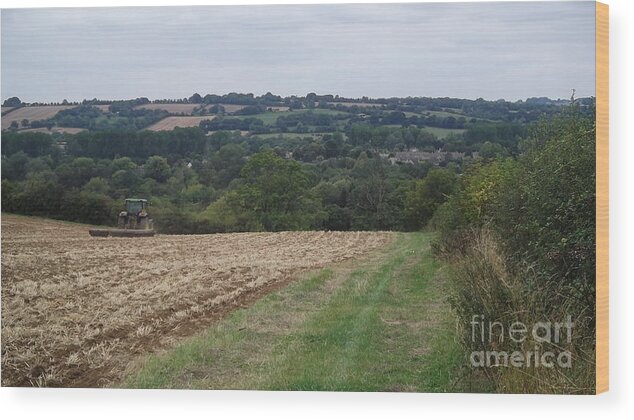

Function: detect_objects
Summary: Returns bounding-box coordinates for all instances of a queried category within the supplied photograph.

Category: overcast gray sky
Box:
[1,2,595,102]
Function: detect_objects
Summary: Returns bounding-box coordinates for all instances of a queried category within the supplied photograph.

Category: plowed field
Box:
[0,214,392,387]
[1,105,76,129]
[145,116,215,131]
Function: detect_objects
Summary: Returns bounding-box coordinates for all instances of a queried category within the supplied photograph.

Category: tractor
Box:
[89,198,155,237]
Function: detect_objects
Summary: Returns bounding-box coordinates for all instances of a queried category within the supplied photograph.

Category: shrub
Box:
[448,229,595,394]
[432,109,596,393]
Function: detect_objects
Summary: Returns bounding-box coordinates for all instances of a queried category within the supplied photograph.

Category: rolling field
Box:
[126,103,256,115]
[249,132,326,140]
[421,126,466,138]
[218,104,247,114]
[267,106,290,112]
[17,127,86,135]
[1,105,77,129]
[135,103,206,115]
[0,214,393,387]
[422,110,467,119]
[327,101,383,108]
[145,116,215,131]
[228,108,349,125]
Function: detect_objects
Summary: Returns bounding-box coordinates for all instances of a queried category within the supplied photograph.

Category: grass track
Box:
[125,233,463,391]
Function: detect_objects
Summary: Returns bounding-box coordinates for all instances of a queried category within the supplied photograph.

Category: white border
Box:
[1,1,633,418]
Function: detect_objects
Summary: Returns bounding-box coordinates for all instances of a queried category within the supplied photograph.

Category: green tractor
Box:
[89,198,155,237]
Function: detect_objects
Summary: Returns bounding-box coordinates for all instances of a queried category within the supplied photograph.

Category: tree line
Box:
[2,125,464,234]
[429,107,597,393]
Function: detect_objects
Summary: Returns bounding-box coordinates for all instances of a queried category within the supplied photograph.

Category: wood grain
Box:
[595,0,609,395]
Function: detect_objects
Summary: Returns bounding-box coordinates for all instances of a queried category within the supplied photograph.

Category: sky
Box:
[1,1,596,102]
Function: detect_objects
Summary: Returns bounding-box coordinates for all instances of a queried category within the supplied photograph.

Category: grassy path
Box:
[124,233,463,391]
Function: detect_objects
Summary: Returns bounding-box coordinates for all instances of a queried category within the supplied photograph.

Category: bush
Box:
[404,168,457,230]
[198,192,263,233]
[432,109,596,393]
[448,229,595,394]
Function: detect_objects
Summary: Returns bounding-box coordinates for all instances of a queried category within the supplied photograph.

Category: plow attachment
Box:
[89,228,155,238]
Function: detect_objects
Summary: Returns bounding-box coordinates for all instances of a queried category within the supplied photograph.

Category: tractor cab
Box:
[89,198,155,237]
[125,199,148,215]
[117,198,153,231]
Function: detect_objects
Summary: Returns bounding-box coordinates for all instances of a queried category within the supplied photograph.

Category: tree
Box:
[1,132,55,156]
[83,177,110,195]
[55,157,97,188]
[111,169,141,196]
[404,168,457,229]
[323,133,344,158]
[110,157,137,173]
[349,155,394,229]
[505,112,596,295]
[306,92,317,108]
[144,155,171,182]
[3,97,22,107]
[60,191,114,225]
[235,150,310,230]
[2,152,30,180]
[479,141,507,159]
[181,183,214,205]
[213,143,246,188]
[322,204,352,231]
[1,180,17,212]
[25,156,54,176]
[199,192,261,233]
[189,93,203,104]
[11,173,65,216]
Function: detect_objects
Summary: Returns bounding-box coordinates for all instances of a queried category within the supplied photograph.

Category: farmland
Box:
[127,232,462,391]
[134,103,263,116]
[17,126,86,135]
[1,105,76,129]
[420,126,467,139]
[0,214,393,387]
[226,108,349,125]
[145,115,215,131]
[218,104,247,114]
[135,103,206,115]
[0,91,596,393]
[327,101,382,108]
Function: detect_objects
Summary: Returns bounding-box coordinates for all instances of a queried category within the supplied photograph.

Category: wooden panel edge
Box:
[595,0,609,395]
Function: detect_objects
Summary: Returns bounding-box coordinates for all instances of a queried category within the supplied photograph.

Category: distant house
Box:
[389,149,467,165]
[393,150,444,164]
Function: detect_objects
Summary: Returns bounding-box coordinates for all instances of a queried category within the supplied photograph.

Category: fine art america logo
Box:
[469,315,574,369]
